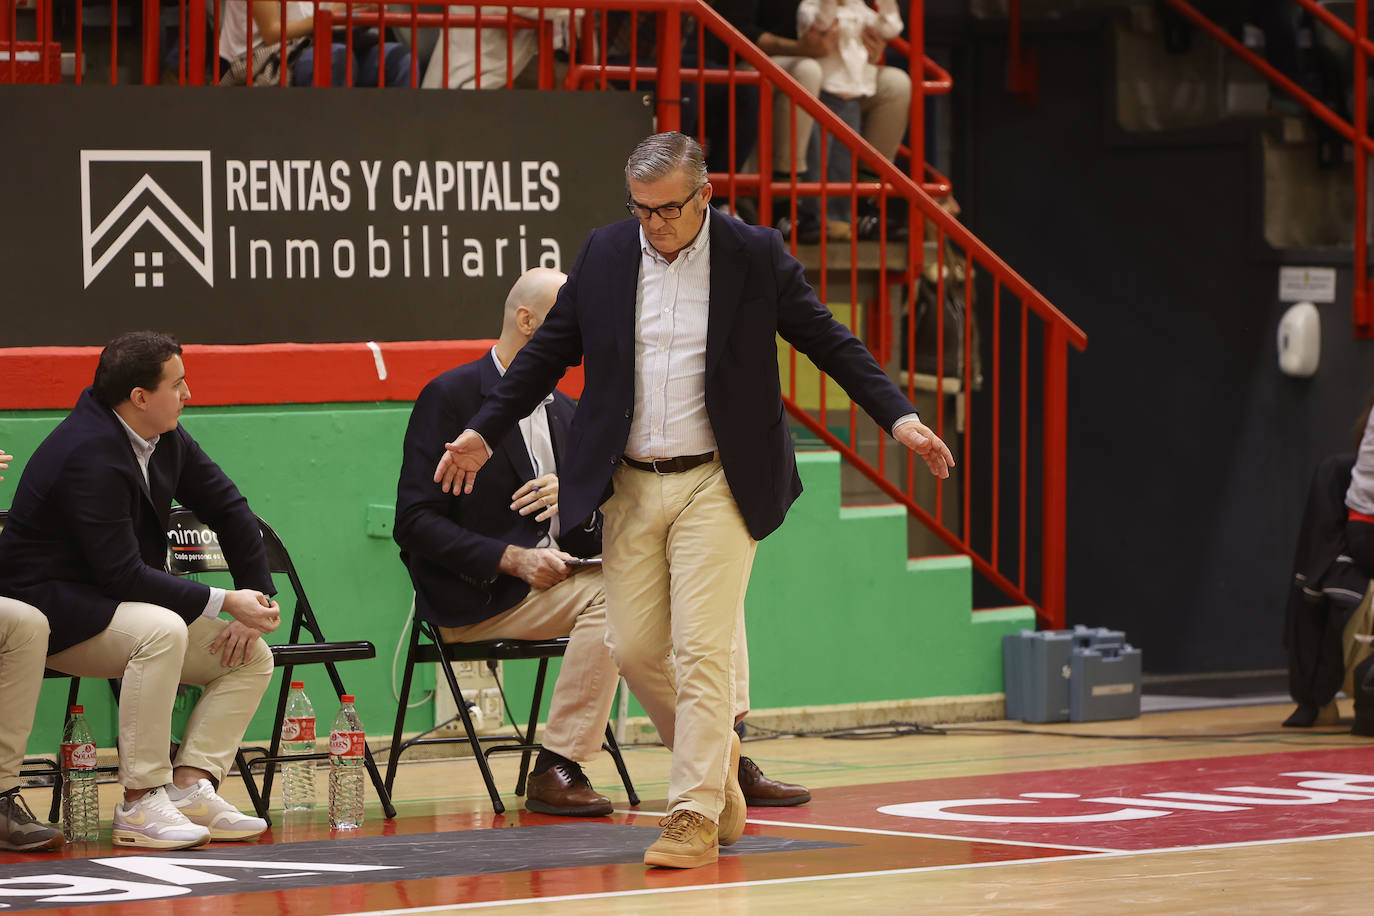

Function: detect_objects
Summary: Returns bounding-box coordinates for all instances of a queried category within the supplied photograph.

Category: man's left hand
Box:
[511,473,559,522]
[894,420,955,479]
[209,620,262,668]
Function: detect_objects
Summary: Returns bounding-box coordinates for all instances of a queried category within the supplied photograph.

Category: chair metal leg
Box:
[513,659,550,798]
[385,627,420,795]
[603,724,640,807]
[235,748,270,825]
[361,744,397,819]
[426,623,506,814]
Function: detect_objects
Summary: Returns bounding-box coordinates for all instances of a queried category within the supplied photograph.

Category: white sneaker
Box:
[113,787,211,850]
[169,779,267,841]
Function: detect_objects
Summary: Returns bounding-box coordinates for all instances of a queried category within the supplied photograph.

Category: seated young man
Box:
[0,332,281,850]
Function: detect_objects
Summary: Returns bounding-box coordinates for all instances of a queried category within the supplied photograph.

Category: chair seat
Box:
[269,641,375,666]
[416,637,571,664]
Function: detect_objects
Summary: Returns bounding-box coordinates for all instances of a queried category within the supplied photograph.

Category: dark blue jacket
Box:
[0,388,272,654]
[466,209,916,541]
[394,353,602,628]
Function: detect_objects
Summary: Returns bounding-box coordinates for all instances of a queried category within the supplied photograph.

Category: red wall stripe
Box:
[0,342,586,409]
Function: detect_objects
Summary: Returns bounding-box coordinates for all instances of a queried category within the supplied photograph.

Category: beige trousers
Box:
[438,565,618,762]
[602,459,758,821]
[44,602,273,790]
[0,597,49,794]
[771,55,824,175]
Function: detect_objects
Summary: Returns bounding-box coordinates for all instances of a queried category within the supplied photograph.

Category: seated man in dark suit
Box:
[394,268,621,816]
[0,332,281,851]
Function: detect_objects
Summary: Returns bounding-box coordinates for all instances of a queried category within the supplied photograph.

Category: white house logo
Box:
[80,150,214,289]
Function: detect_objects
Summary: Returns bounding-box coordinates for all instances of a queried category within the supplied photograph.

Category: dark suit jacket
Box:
[0,388,273,654]
[394,353,602,629]
[467,209,916,541]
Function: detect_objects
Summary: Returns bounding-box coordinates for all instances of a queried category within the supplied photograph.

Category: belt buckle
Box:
[650,457,669,474]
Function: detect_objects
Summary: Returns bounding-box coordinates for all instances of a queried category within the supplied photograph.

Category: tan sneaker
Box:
[719,730,746,846]
[643,810,718,869]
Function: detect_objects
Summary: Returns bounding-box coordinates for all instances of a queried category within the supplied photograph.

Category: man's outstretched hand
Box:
[435,429,491,494]
[894,419,956,479]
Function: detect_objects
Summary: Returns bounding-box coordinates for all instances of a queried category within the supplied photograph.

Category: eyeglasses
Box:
[625,184,705,221]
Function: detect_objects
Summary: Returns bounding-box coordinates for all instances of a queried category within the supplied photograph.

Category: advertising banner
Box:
[0,86,653,346]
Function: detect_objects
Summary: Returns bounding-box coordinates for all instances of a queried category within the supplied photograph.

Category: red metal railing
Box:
[1159,0,1373,338]
[3,0,1085,626]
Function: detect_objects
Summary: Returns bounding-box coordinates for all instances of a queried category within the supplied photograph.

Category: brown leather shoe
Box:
[718,730,746,846]
[643,810,718,868]
[739,756,812,807]
[524,762,614,817]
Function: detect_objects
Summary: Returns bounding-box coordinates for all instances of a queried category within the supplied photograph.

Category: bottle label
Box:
[329,730,365,758]
[282,717,316,742]
[61,741,97,770]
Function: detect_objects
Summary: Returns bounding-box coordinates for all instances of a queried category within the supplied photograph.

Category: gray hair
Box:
[624,132,707,193]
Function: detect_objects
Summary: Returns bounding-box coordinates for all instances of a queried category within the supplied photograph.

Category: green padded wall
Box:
[1,406,1031,756]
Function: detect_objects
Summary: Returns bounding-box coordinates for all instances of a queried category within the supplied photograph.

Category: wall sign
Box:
[0,86,652,346]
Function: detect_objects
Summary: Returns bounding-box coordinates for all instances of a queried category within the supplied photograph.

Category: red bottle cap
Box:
[340,695,355,704]
[69,705,84,714]
[291,681,305,689]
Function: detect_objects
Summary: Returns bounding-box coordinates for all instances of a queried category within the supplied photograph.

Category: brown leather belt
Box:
[621,452,715,474]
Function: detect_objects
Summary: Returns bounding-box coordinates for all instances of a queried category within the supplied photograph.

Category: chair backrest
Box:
[166,506,292,575]
[166,506,324,643]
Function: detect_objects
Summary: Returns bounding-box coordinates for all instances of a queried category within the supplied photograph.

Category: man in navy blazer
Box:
[436,132,953,868]
[395,268,621,817]
[0,332,282,851]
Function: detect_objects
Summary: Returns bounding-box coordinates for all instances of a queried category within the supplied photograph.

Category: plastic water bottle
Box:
[61,705,99,842]
[280,680,317,811]
[328,695,366,829]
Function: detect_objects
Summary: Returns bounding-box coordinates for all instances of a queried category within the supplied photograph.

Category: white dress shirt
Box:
[491,348,560,547]
[625,217,718,460]
[113,411,225,619]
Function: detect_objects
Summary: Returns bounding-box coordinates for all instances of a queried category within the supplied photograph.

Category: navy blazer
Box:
[467,209,917,541]
[0,388,273,654]
[394,353,602,629]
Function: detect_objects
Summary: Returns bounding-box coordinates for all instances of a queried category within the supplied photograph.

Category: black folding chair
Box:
[386,606,640,814]
[165,507,396,824]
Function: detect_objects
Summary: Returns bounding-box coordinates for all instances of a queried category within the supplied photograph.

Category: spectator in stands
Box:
[434,132,951,867]
[714,0,838,243]
[0,445,67,853]
[798,0,910,240]
[0,333,280,850]
[421,6,576,90]
[219,1,412,87]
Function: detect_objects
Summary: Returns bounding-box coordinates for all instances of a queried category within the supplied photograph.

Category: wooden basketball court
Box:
[3,701,1371,914]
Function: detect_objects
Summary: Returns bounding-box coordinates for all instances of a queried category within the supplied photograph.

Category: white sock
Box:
[163,781,198,801]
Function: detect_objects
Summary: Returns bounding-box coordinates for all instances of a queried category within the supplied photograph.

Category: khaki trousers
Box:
[438,565,618,763]
[45,602,273,791]
[771,55,824,175]
[0,597,49,794]
[602,459,758,821]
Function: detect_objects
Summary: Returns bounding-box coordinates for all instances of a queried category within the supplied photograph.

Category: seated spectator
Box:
[0,445,66,853]
[421,6,575,90]
[715,0,839,243]
[1282,395,1374,729]
[219,1,412,87]
[0,333,281,850]
[798,0,910,239]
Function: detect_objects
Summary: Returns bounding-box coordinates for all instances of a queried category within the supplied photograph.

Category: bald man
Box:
[394,268,621,816]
